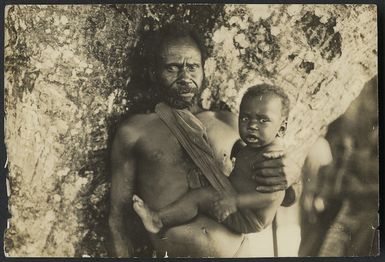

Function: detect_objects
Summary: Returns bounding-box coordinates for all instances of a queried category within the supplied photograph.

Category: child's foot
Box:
[132,195,163,234]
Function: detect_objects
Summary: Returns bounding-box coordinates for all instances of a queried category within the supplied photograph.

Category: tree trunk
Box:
[4,4,377,257]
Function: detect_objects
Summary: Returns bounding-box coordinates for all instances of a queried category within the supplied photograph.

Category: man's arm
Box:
[230,136,300,194]
[248,153,302,207]
[108,124,138,257]
[251,154,301,191]
[230,138,294,204]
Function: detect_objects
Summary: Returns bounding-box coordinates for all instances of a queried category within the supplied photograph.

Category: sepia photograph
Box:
[2,3,379,258]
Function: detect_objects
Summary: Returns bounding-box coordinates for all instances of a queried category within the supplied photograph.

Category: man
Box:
[108,23,300,257]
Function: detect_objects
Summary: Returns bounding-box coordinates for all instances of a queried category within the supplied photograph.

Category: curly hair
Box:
[144,22,208,68]
[241,83,291,118]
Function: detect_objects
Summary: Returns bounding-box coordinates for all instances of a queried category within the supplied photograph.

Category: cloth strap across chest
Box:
[155,102,236,196]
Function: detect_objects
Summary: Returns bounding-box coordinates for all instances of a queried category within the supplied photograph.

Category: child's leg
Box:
[133,188,217,234]
[158,187,217,226]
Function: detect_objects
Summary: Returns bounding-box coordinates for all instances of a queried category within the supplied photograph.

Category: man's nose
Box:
[177,67,192,82]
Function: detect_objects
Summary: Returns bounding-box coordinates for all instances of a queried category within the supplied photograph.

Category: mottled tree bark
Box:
[4,4,376,257]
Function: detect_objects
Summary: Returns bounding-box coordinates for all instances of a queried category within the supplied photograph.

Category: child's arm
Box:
[212,190,285,230]
[212,190,284,220]
[235,190,284,209]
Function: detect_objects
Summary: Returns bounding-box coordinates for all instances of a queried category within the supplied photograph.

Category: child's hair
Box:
[241,83,291,118]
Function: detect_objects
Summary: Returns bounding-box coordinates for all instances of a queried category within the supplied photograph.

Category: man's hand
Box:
[251,152,301,193]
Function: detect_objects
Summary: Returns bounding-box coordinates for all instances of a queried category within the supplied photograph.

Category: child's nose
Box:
[248,122,259,130]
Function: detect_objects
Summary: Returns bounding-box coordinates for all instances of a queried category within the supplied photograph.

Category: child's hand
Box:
[212,197,237,222]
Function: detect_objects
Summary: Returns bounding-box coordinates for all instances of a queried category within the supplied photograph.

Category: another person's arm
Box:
[108,124,138,257]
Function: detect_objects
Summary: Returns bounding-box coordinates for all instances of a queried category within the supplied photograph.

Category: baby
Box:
[133,83,290,234]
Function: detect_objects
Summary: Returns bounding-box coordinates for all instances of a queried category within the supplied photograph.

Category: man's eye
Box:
[167,65,179,72]
[187,64,199,72]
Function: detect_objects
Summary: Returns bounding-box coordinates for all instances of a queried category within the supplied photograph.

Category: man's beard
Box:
[164,92,199,109]
[161,83,200,109]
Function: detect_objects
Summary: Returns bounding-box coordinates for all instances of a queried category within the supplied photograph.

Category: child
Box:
[133,83,290,234]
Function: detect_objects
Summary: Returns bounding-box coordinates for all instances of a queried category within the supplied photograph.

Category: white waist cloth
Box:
[234,225,274,257]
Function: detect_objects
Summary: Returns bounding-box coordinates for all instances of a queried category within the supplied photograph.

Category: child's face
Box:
[239,94,287,148]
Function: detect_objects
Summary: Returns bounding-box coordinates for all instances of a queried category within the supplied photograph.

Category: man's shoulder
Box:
[115,113,159,141]
[120,113,158,128]
[198,110,238,129]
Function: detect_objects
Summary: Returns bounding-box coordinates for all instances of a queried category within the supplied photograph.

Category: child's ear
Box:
[277,120,288,137]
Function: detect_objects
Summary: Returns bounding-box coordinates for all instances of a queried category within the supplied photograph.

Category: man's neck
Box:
[163,99,203,114]
[188,102,203,114]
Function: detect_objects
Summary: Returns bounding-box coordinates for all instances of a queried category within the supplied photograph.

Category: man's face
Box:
[154,36,204,109]
[239,94,286,148]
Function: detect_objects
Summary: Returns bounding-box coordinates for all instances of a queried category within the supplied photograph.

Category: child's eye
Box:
[241,116,249,122]
[259,118,269,123]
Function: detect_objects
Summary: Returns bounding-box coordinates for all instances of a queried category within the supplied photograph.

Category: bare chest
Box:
[136,120,187,166]
[197,113,239,176]
[134,119,196,207]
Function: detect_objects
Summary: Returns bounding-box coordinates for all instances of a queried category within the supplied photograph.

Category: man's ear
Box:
[149,67,157,82]
[277,119,288,137]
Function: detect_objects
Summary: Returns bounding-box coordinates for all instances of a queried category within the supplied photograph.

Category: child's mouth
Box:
[245,134,259,143]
